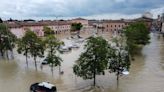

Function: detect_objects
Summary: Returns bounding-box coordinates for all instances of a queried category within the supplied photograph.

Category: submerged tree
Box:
[109,46,130,86]
[18,30,45,70]
[30,35,45,71]
[17,29,32,67]
[73,36,111,86]
[124,22,150,56]
[44,35,63,74]
[0,23,17,59]
[109,33,131,86]
[44,53,62,75]
[0,18,3,23]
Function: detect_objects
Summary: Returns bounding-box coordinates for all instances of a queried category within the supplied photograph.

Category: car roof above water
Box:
[38,82,55,89]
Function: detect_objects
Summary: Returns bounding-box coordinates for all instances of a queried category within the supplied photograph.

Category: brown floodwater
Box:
[0,32,164,92]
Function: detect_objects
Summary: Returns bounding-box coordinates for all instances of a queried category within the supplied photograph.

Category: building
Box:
[6,16,154,38]
[90,19,131,33]
[6,20,71,38]
[102,19,129,32]
[71,18,91,32]
[89,16,153,34]
[133,16,153,30]
[71,18,89,27]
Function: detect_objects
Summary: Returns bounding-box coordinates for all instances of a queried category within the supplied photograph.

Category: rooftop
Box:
[6,20,72,28]
[38,82,55,89]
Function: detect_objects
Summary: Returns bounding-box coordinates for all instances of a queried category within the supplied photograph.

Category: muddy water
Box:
[0,32,164,92]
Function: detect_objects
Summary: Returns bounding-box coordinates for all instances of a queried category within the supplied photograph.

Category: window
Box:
[111,25,112,27]
[107,25,108,27]
[115,25,116,27]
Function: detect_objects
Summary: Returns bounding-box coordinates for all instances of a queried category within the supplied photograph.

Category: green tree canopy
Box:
[124,22,150,56]
[0,23,17,58]
[30,35,45,70]
[18,29,45,70]
[73,36,111,86]
[44,35,63,53]
[44,35,63,74]
[71,23,83,32]
[44,53,62,74]
[17,29,35,67]
[0,18,3,23]
[43,26,54,36]
[109,46,130,85]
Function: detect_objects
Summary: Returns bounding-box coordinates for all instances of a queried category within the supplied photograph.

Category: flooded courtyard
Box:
[0,32,164,92]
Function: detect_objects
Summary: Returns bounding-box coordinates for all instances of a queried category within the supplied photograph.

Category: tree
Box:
[109,31,131,86]
[0,23,6,57]
[0,18,3,23]
[109,46,130,86]
[124,22,150,56]
[44,35,63,74]
[17,29,32,67]
[0,23,17,59]
[43,26,54,36]
[19,30,45,70]
[70,23,83,36]
[73,36,111,86]
[44,53,62,75]
[30,35,45,70]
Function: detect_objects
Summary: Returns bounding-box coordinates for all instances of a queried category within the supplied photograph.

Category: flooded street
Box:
[0,32,164,92]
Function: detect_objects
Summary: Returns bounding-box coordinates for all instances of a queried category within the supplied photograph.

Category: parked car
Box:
[69,43,80,48]
[30,82,57,92]
[72,44,79,48]
[75,38,85,43]
[41,61,48,65]
[59,46,71,52]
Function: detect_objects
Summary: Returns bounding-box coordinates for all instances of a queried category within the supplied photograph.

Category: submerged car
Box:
[75,38,85,43]
[30,82,57,92]
[59,46,71,52]
[68,43,80,48]
[41,61,48,65]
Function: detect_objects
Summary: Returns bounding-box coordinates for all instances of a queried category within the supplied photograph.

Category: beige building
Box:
[90,17,153,34]
[102,20,129,32]
[7,20,71,38]
[71,18,89,27]
[91,19,130,33]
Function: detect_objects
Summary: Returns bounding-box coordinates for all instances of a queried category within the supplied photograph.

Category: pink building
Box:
[7,20,71,38]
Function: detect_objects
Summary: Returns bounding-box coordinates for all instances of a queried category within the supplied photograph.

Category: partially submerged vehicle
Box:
[75,38,85,43]
[59,46,71,52]
[68,43,80,48]
[30,82,57,92]
[41,61,48,65]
